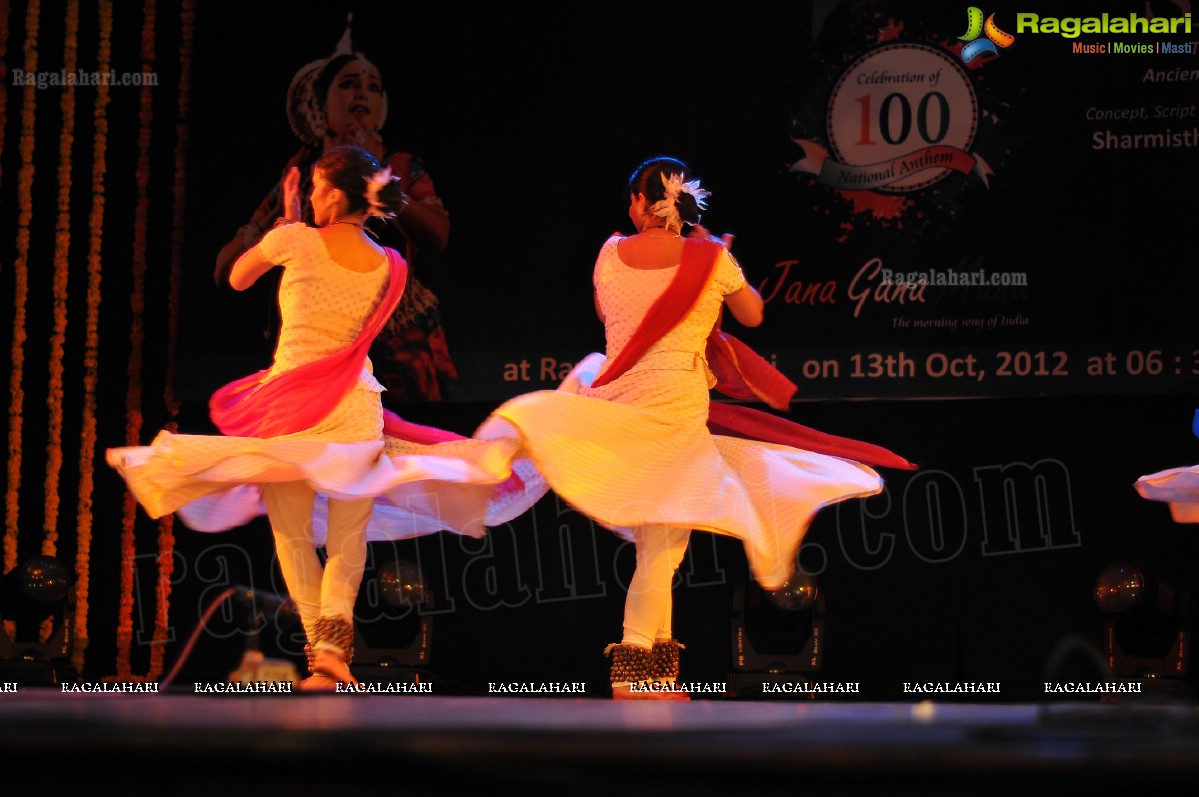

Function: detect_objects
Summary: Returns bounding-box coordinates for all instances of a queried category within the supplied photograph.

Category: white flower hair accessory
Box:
[364,166,399,218]
[650,172,711,232]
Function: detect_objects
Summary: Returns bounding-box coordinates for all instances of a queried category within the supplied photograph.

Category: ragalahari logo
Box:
[958,7,1015,63]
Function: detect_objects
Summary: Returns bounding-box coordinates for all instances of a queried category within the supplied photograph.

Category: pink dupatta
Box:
[209,244,526,494]
[210,248,410,438]
[592,238,916,471]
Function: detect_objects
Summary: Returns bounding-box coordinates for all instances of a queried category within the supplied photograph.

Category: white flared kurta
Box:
[1135,465,1199,523]
[106,223,546,542]
[476,235,882,589]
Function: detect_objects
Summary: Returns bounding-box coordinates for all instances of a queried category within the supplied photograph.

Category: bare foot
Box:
[298,672,339,693]
[312,649,359,687]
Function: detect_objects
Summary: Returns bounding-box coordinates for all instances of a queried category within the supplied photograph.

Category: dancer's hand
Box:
[281,167,302,222]
[688,223,735,250]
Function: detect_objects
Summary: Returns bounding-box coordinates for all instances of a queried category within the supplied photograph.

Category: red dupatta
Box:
[209,244,525,492]
[210,248,409,438]
[592,237,916,470]
[592,238,726,388]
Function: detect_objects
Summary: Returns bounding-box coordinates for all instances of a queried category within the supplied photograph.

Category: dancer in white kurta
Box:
[475,156,891,698]
[108,146,544,690]
[1135,444,1199,523]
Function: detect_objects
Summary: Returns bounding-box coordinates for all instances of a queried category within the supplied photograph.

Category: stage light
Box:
[20,556,71,603]
[763,571,819,612]
[1094,561,1191,683]
[1094,563,1143,614]
[352,557,433,682]
[378,558,428,608]
[727,572,824,698]
[0,556,78,684]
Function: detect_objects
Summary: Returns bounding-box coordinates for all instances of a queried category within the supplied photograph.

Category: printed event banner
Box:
[438,0,1198,402]
[175,2,1198,405]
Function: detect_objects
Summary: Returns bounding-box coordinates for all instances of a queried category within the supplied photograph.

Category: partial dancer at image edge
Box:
[474,156,917,700]
[1134,409,1199,522]
[108,146,546,691]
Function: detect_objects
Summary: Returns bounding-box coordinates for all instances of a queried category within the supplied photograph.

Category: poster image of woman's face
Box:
[324,57,384,137]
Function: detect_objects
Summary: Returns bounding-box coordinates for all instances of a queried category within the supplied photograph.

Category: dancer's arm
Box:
[229,167,301,290]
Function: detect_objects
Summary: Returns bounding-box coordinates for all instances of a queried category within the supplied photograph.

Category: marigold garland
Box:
[116,0,157,680]
[0,0,10,177]
[4,0,38,581]
[0,0,14,642]
[73,0,114,675]
[42,0,80,567]
[0,0,7,636]
[0,0,6,651]
[144,0,194,681]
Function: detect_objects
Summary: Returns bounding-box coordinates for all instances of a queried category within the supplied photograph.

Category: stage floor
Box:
[2,690,1198,795]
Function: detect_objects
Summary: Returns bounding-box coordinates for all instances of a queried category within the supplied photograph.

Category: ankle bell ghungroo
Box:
[650,638,685,683]
[604,642,653,687]
[310,615,355,666]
